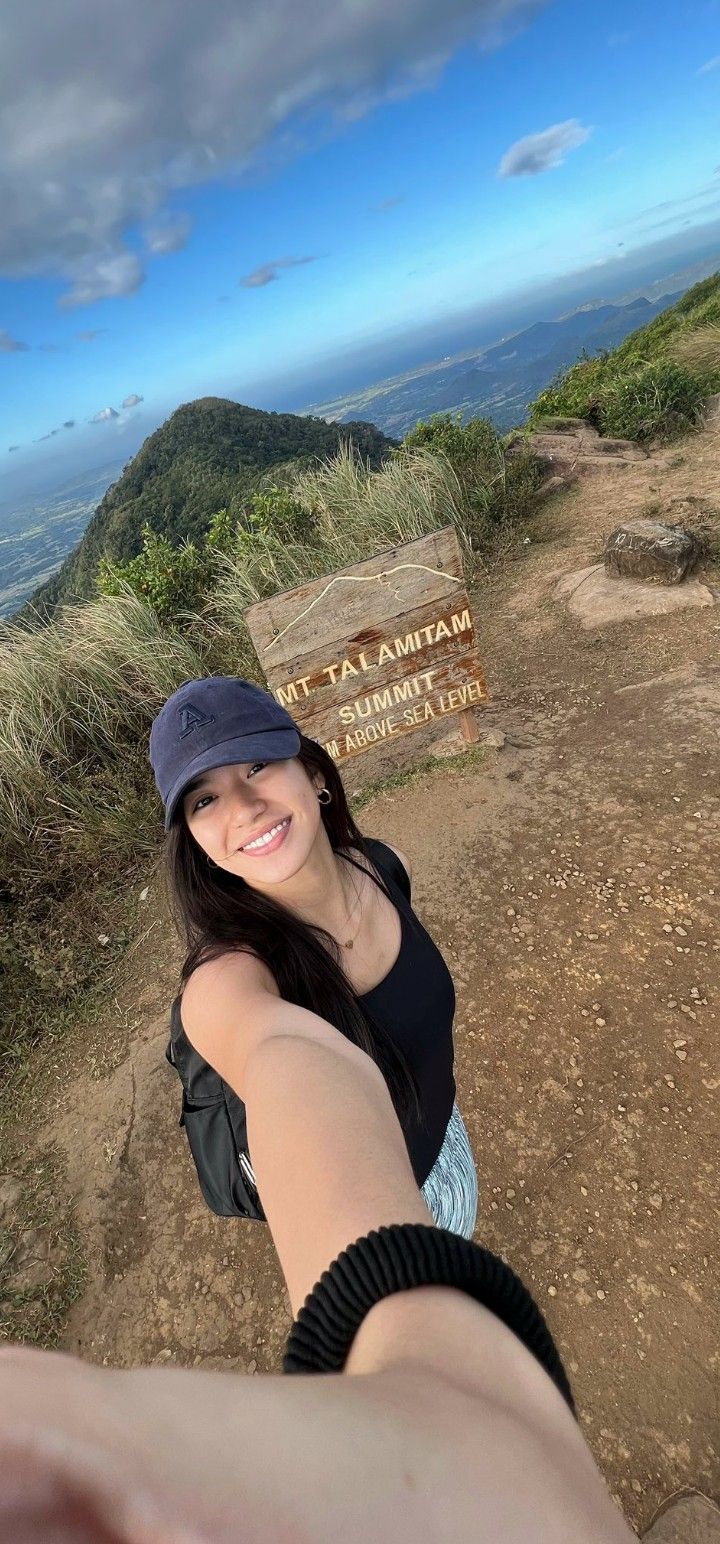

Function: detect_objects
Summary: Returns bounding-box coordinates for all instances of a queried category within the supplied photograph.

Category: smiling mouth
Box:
[238,816,292,855]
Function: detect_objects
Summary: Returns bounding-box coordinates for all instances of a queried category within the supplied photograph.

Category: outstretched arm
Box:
[0,1020,634,1543]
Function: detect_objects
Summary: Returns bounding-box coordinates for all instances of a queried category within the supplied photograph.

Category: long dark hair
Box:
[165,736,421,1127]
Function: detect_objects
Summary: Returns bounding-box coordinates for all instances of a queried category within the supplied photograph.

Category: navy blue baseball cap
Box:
[149,676,302,829]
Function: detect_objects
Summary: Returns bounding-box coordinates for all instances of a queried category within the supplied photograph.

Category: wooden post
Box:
[459,708,480,745]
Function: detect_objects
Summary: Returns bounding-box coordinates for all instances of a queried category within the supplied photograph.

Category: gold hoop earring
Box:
[317,787,332,806]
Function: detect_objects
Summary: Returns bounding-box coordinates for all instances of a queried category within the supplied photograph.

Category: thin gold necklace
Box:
[340,874,364,950]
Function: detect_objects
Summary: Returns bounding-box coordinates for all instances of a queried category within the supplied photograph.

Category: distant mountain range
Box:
[4,279,700,624]
[307,290,685,437]
[19,397,393,621]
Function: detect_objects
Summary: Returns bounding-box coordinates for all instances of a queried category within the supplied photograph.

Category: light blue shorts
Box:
[421,1103,478,1239]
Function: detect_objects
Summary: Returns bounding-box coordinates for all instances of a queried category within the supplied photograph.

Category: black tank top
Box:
[175,839,457,1191]
[361,839,456,1184]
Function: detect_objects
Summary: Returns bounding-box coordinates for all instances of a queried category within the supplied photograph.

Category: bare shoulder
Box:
[378,841,412,882]
[179,946,368,1099]
[180,951,279,1073]
[183,947,277,1003]
[352,846,414,883]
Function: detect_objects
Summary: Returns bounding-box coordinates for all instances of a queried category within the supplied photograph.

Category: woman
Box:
[149,674,478,1239]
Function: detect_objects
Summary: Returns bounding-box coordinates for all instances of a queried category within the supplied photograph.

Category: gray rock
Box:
[554,564,714,627]
[604,519,701,585]
[641,1494,720,1541]
[520,425,647,477]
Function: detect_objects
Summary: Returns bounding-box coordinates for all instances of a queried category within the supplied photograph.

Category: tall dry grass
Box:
[0,595,212,1058]
[208,444,473,638]
[0,593,206,863]
[672,323,720,376]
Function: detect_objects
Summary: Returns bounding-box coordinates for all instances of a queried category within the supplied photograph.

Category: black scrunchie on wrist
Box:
[283,1224,574,1414]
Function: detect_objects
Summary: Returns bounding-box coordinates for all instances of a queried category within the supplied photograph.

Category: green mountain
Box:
[25,397,394,619]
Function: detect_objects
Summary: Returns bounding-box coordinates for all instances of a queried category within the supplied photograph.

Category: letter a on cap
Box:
[178,703,215,738]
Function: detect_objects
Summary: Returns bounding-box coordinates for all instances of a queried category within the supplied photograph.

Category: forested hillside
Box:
[25,397,394,618]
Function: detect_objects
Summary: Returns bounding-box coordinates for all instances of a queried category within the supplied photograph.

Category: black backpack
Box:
[165,839,411,1220]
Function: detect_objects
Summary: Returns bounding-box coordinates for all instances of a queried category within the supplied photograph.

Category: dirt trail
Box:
[7,433,720,1534]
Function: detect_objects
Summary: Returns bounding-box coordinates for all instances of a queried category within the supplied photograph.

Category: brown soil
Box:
[4,432,720,1535]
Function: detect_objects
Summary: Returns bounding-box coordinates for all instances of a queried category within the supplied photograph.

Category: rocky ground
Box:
[1,426,719,1537]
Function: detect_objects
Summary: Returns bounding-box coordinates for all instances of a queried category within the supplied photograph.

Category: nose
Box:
[228,779,266,833]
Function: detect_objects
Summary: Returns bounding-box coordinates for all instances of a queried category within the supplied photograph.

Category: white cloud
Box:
[697,53,720,73]
[0,0,547,304]
[239,255,320,288]
[59,252,144,309]
[0,329,30,351]
[121,392,143,407]
[90,406,120,422]
[145,214,192,255]
[498,118,592,177]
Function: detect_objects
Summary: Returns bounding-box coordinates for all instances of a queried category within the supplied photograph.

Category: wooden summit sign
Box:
[244,526,489,763]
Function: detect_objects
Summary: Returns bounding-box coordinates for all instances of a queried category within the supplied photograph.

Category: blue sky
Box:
[1,0,719,495]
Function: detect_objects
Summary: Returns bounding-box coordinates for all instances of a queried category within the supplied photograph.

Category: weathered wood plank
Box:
[245,526,490,766]
[299,649,489,761]
[264,597,477,718]
[246,528,464,669]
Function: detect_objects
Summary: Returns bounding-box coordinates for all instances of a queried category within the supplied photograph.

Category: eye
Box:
[191,792,214,813]
[247,762,267,777]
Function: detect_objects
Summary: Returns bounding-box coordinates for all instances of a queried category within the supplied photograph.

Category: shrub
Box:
[532,355,608,429]
[533,358,706,443]
[96,509,237,623]
[600,361,706,442]
[402,414,544,554]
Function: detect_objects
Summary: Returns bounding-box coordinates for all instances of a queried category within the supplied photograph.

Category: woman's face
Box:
[181,757,325,886]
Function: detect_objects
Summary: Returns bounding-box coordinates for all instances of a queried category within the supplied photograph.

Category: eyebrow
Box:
[183,775,210,798]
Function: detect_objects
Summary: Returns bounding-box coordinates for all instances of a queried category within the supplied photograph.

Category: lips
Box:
[238,815,292,856]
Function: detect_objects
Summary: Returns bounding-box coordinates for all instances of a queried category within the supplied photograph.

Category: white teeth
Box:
[242,818,289,852]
